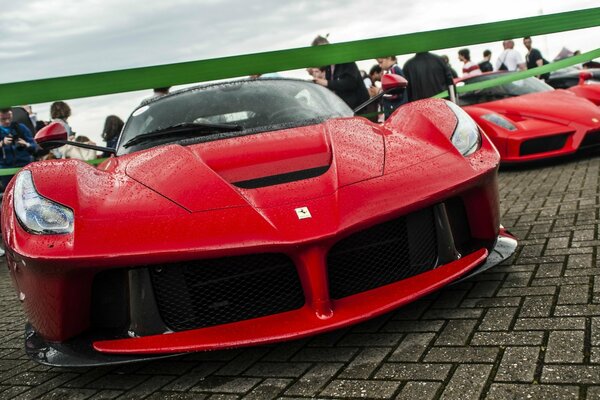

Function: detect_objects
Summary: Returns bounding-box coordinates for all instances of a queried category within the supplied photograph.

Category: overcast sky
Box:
[2,0,598,145]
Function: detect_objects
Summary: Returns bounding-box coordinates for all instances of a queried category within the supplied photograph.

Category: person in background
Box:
[403,52,455,102]
[0,108,38,189]
[441,55,458,78]
[367,64,383,97]
[306,67,326,80]
[101,115,124,157]
[523,36,549,80]
[478,50,493,72]
[50,101,74,159]
[50,101,73,136]
[376,56,408,118]
[153,87,171,97]
[495,40,526,71]
[63,135,97,161]
[310,35,369,110]
[458,48,482,78]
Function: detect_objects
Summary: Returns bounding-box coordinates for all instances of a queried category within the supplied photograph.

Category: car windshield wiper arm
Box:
[123,122,243,148]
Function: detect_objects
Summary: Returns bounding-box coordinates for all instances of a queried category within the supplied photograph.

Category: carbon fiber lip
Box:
[452,233,518,284]
[24,324,181,367]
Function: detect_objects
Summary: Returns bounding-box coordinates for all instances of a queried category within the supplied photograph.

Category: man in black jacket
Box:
[403,52,455,102]
[310,35,369,110]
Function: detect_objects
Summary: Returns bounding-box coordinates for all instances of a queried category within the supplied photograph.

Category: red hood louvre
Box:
[124,120,387,211]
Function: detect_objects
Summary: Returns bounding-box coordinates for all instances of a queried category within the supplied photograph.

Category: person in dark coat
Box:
[403,52,455,102]
[0,108,39,188]
[310,35,369,110]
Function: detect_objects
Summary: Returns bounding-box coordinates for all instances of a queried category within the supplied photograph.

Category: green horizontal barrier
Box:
[0,158,107,177]
[1,7,599,108]
[433,48,600,98]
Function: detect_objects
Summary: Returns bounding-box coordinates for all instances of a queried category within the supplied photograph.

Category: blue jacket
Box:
[0,123,38,167]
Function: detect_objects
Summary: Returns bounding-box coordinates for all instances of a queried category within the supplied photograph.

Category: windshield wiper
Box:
[123,122,243,148]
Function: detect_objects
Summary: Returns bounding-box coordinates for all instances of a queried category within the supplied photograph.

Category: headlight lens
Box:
[446,101,481,156]
[14,171,74,234]
[481,113,517,131]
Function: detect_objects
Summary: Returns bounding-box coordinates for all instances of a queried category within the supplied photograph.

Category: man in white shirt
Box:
[495,40,526,72]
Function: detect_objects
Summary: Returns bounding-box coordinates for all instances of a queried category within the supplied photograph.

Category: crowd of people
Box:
[306,35,592,121]
[0,102,125,190]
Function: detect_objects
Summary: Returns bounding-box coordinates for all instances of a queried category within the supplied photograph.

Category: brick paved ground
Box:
[1,155,600,399]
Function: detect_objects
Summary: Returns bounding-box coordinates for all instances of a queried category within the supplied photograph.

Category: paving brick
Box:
[422,308,483,320]
[513,317,585,331]
[470,332,544,346]
[36,388,97,399]
[117,375,174,399]
[87,374,149,391]
[388,333,435,362]
[87,390,124,399]
[337,333,401,347]
[162,363,223,392]
[320,379,400,399]
[486,383,579,399]
[494,346,539,382]
[438,364,492,400]
[146,392,207,400]
[519,296,554,318]
[558,284,591,304]
[243,362,311,378]
[424,347,499,363]
[190,377,261,394]
[216,348,270,376]
[568,253,594,269]
[534,263,563,278]
[467,281,502,298]
[460,297,521,308]
[291,347,358,362]
[478,307,517,331]
[283,363,344,397]
[374,363,452,381]
[545,331,585,363]
[395,381,441,400]
[497,287,556,297]
[542,365,600,384]
[242,378,290,400]
[338,347,391,379]
[554,304,600,316]
[381,320,444,333]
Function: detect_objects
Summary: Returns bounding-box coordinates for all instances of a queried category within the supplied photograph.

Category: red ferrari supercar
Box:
[2,77,516,366]
[457,72,600,163]
[546,67,600,105]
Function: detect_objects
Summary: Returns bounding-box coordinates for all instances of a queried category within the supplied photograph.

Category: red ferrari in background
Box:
[457,72,600,163]
[2,77,515,366]
[546,67,600,105]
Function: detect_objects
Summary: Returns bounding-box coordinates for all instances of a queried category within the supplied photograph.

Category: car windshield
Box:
[457,73,554,106]
[118,79,353,154]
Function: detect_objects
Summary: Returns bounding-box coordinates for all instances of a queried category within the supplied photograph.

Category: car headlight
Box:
[445,101,481,156]
[481,113,517,131]
[13,170,74,234]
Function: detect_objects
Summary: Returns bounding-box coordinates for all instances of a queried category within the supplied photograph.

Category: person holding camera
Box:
[0,108,39,189]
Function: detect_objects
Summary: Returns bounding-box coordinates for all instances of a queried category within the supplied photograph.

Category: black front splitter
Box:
[25,324,182,367]
[453,233,518,284]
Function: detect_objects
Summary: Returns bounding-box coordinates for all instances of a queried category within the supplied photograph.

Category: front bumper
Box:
[25,231,516,367]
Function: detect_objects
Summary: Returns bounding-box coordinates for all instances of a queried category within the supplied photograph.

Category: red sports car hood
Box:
[124,119,389,212]
[481,90,600,125]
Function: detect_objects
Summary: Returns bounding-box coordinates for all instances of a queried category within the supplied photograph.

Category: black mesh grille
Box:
[520,133,569,156]
[327,208,438,299]
[149,253,305,332]
[580,129,600,149]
